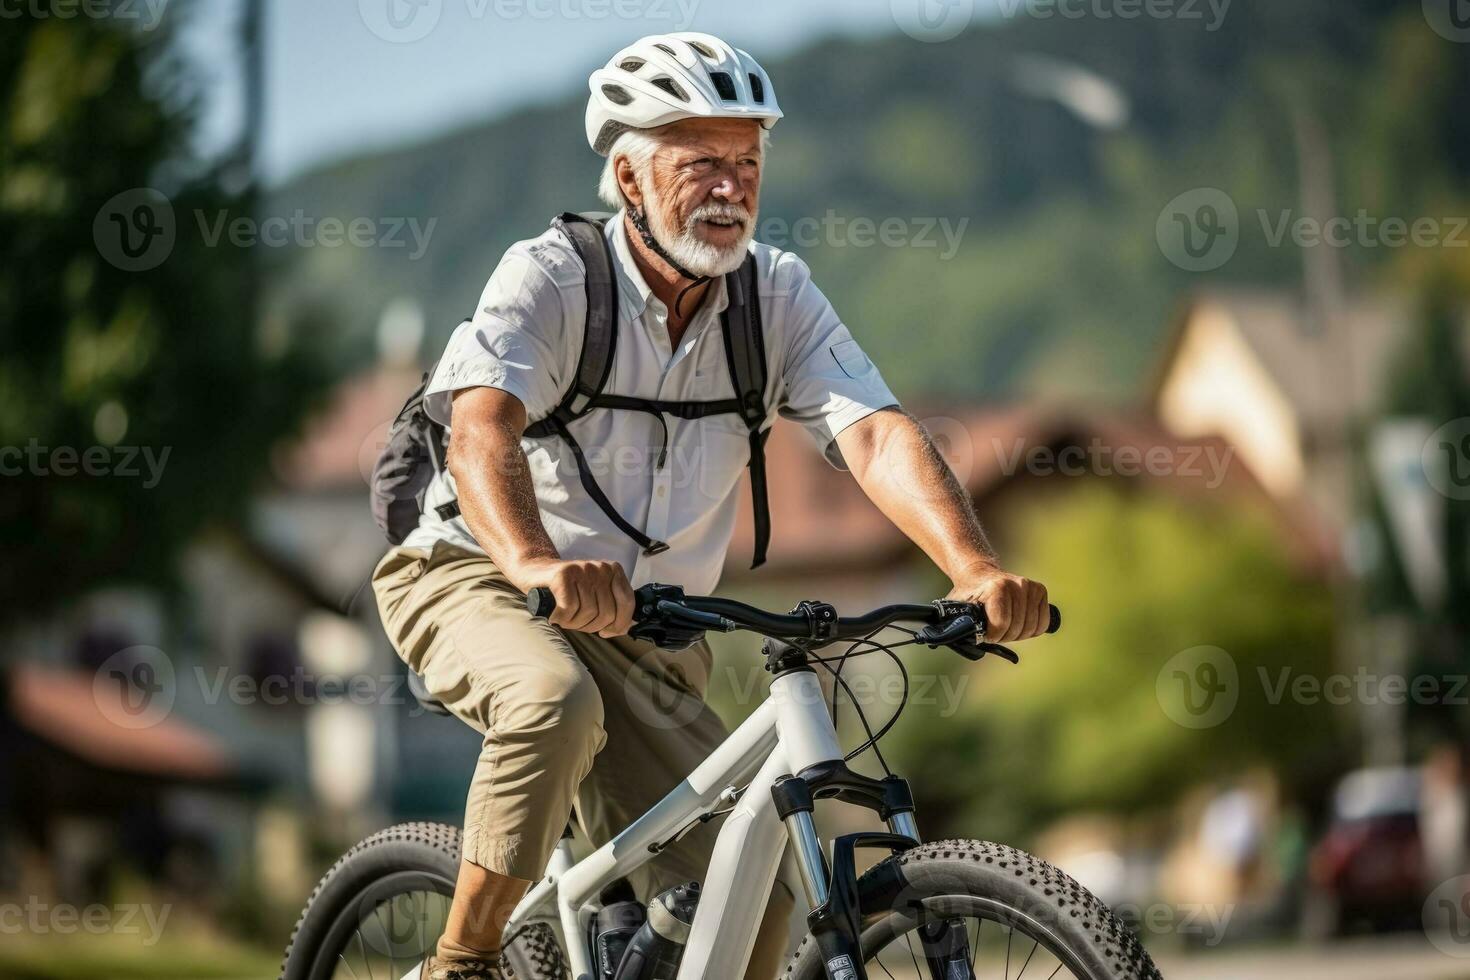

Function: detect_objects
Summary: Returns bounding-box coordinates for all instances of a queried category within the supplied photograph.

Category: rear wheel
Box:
[781,839,1162,980]
[279,822,566,980]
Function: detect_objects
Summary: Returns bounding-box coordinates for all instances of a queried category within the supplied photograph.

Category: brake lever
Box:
[915,615,979,648]
[654,600,737,633]
[951,639,1021,665]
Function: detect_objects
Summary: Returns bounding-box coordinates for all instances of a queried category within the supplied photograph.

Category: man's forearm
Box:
[837,408,998,583]
[448,403,560,584]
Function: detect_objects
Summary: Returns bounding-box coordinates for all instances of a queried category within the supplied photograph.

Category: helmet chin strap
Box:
[628,205,711,319]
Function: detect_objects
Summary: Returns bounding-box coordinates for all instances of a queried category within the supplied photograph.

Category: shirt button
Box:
[656,485,667,498]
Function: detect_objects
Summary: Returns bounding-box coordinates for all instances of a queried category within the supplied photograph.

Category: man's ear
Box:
[615,156,644,209]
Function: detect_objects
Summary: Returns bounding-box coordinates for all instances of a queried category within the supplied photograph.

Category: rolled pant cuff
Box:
[463,829,534,880]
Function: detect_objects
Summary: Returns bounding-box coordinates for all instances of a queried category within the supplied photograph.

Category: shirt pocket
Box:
[830,339,876,379]
[685,415,753,503]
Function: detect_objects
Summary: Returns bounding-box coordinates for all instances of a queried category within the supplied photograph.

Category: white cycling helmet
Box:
[586,32,783,156]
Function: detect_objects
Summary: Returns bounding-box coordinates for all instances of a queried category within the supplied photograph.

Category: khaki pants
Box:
[373,542,795,978]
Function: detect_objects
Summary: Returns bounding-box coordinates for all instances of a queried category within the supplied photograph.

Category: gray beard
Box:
[642,184,756,278]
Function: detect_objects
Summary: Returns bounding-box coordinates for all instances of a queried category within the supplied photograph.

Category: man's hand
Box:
[511,557,636,638]
[949,564,1050,643]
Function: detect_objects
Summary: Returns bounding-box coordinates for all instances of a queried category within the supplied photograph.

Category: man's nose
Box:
[708,172,744,203]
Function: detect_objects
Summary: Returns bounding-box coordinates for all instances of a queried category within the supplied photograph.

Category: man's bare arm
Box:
[835,407,1050,642]
[448,386,634,636]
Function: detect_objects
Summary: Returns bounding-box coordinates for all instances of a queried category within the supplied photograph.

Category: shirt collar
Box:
[607,209,730,325]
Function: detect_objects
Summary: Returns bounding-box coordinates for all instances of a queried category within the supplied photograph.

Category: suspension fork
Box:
[775,762,967,980]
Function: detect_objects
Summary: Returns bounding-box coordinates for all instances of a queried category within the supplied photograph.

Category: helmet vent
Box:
[650,76,689,102]
[618,58,646,72]
[748,73,765,104]
[654,43,677,56]
[600,84,634,107]
[709,71,737,101]
[689,40,716,58]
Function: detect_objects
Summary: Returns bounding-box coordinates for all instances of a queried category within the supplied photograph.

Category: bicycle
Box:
[279,584,1163,980]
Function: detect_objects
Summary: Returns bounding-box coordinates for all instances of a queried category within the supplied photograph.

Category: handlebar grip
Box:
[1048,604,1062,634]
[526,588,557,619]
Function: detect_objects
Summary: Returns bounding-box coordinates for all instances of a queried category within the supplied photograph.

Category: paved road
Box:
[1154,934,1470,980]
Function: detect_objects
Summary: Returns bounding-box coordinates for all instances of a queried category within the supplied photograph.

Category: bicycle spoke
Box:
[857,913,1082,980]
[1014,939,1039,979]
[337,952,364,980]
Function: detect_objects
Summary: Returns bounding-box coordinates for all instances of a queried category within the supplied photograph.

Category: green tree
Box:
[887,486,1339,844]
[0,6,330,631]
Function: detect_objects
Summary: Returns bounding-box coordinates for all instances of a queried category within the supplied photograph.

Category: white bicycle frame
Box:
[503,668,920,980]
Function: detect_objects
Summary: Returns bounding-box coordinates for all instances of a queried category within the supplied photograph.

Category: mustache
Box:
[685,202,752,227]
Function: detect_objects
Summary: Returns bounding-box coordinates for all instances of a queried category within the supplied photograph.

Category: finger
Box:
[565,576,598,632]
[1019,583,1045,639]
[985,587,1013,643]
[605,572,636,637]
[1001,583,1027,643]
[589,573,617,636]
[546,578,575,629]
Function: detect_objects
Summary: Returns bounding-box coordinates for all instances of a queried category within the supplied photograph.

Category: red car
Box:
[1305,767,1425,936]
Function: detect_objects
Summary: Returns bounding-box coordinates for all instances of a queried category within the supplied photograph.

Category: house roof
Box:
[725,405,1334,577]
[278,364,424,492]
[7,664,235,783]
[1149,289,1412,433]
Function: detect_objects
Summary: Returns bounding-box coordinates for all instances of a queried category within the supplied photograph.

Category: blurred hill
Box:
[265,0,1469,401]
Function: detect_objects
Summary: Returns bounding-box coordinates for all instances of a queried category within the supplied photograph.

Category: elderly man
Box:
[376,31,1051,980]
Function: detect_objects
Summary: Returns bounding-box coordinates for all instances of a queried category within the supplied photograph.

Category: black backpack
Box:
[370,212,773,568]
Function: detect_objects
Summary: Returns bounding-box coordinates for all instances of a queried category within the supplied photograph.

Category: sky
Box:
[186,0,999,184]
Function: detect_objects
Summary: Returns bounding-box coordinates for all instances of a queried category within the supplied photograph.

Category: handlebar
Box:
[525,584,1060,652]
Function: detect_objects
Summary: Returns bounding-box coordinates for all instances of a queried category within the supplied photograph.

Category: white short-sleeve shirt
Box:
[404,211,899,594]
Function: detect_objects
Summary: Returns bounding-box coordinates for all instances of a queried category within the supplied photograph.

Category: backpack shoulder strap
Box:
[525,212,619,437]
[720,252,772,569]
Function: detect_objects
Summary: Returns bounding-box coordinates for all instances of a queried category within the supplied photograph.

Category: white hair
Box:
[596,127,770,210]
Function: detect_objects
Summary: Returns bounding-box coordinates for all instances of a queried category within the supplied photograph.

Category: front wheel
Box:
[781,839,1162,980]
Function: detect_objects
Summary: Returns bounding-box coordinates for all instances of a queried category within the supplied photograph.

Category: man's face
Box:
[638,117,763,277]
